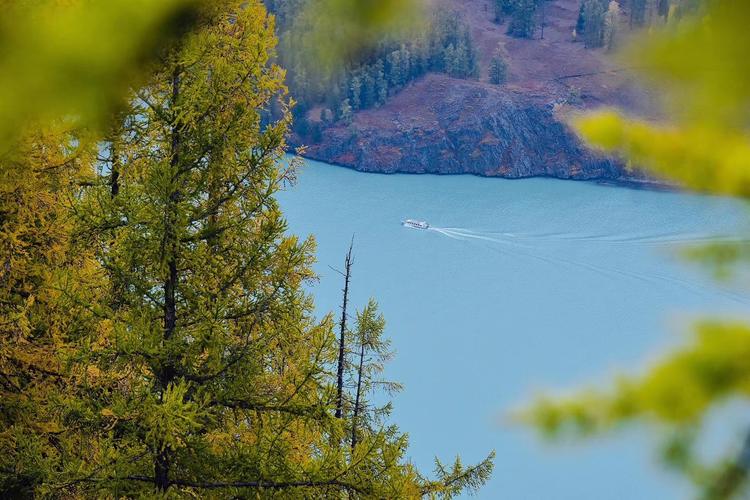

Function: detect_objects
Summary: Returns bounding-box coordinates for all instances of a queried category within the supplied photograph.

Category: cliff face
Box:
[301,74,627,180]
[295,0,657,181]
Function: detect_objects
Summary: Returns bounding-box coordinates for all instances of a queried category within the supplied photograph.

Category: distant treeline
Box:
[495,0,700,49]
[575,0,699,49]
[266,2,481,139]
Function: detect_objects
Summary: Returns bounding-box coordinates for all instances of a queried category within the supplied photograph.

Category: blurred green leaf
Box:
[0,0,205,150]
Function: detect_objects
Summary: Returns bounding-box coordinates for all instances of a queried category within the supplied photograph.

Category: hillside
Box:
[297,0,656,183]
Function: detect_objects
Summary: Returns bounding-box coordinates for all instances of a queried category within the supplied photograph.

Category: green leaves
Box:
[0,0,210,149]
[425,451,496,499]
[571,2,750,197]
[522,322,750,435]
[145,382,207,452]
[0,1,494,496]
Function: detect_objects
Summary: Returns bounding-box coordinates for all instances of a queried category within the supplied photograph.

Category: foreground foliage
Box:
[0,0,493,496]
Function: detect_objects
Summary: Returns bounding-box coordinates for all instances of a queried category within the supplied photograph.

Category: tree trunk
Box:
[335,238,354,419]
[155,63,182,493]
[350,339,365,451]
[155,449,170,491]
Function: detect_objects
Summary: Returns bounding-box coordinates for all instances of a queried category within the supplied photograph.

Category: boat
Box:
[402,219,430,230]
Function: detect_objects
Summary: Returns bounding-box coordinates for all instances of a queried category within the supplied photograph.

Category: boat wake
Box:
[423,225,750,305]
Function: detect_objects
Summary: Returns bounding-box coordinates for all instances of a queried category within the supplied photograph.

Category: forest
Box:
[0,1,492,496]
[270,2,482,140]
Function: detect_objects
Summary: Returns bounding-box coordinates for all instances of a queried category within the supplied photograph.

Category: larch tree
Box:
[0,124,105,497]
[71,2,386,495]
[507,0,538,38]
[489,46,509,85]
[0,1,219,495]
[1,1,495,497]
[347,300,400,452]
[71,1,493,497]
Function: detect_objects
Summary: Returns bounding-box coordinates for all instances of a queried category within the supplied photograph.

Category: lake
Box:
[277,158,750,499]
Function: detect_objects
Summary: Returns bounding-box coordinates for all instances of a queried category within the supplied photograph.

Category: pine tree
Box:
[361,68,376,109]
[463,27,480,78]
[489,51,509,84]
[349,74,362,111]
[70,3,353,494]
[0,125,104,497]
[581,0,607,48]
[443,43,457,76]
[348,300,401,451]
[507,0,538,38]
[386,49,403,89]
[494,0,517,22]
[453,41,468,77]
[340,98,353,124]
[603,1,621,50]
[629,0,647,27]
[375,60,388,106]
[400,45,412,84]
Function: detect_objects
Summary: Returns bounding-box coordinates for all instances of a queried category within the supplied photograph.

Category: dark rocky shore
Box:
[296,75,644,183]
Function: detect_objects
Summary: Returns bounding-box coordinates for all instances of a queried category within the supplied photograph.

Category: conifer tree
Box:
[489,51,509,84]
[375,60,389,106]
[629,0,647,27]
[576,2,587,36]
[581,0,607,48]
[603,1,621,51]
[507,0,538,38]
[387,50,403,89]
[1,1,495,497]
[348,300,401,452]
[349,75,362,111]
[340,98,354,124]
[494,0,517,22]
[0,125,104,497]
[71,3,351,494]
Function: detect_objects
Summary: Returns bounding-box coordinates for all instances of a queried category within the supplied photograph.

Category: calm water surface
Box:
[277,158,750,499]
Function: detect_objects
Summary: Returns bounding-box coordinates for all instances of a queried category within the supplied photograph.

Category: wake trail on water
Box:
[429,227,535,249]
[424,225,750,305]
[468,229,747,246]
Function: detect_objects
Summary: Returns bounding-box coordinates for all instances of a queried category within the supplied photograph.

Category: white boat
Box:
[402,219,429,230]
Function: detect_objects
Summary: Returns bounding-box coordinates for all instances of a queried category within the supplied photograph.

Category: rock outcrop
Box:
[300,74,631,181]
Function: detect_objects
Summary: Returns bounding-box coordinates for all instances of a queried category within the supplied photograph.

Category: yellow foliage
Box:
[575,112,750,196]
[573,2,750,197]
[522,322,750,436]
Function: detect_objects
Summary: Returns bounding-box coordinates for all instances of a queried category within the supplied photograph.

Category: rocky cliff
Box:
[301,74,630,180]
[295,0,655,183]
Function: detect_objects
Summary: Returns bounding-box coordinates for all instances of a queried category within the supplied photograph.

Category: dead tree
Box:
[334,237,354,419]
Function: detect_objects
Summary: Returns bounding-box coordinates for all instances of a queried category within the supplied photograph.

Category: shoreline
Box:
[295,152,678,193]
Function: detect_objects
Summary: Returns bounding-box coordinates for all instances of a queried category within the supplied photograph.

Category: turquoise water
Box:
[277,158,750,499]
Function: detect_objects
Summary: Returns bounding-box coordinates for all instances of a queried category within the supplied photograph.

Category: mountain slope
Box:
[299,0,654,182]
